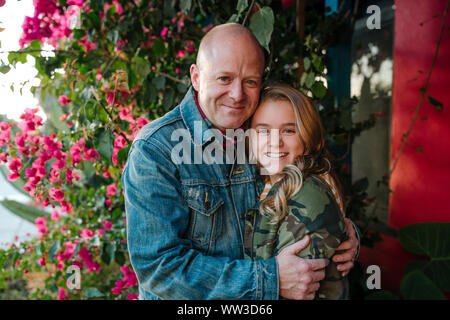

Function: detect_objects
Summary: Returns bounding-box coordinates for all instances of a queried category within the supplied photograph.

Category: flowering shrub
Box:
[0,0,376,299]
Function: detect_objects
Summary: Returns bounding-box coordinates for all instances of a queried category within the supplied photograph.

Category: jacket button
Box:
[240,212,245,219]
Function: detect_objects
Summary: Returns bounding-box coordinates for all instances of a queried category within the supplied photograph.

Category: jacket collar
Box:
[180,87,218,147]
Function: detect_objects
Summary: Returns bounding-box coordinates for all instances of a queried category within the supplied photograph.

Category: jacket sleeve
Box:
[122,138,278,300]
[275,181,349,299]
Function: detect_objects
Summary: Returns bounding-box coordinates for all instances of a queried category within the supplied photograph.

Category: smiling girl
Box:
[244,84,349,300]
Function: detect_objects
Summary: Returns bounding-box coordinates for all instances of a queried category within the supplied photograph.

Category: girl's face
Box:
[251,99,305,181]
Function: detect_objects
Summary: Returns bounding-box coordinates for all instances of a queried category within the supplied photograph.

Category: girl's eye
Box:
[257,128,269,135]
[283,128,296,134]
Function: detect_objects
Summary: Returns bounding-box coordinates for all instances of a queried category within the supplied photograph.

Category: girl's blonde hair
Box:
[256,84,343,223]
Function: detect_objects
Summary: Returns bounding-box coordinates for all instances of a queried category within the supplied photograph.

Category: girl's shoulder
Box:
[289,175,335,205]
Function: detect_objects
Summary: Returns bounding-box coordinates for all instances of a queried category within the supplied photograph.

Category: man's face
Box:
[190,36,264,131]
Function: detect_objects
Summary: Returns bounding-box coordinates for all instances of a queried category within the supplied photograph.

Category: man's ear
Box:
[190,64,200,91]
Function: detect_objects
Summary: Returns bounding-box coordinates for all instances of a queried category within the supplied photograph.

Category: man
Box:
[122,23,358,300]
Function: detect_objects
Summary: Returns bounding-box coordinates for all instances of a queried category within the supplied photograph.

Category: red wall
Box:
[358,0,450,295]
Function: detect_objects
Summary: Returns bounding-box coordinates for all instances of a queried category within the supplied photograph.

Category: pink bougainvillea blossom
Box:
[57,287,66,300]
[35,216,48,234]
[57,95,72,106]
[80,228,94,239]
[102,221,113,230]
[51,209,60,220]
[78,246,101,273]
[8,157,22,172]
[106,183,117,197]
[49,187,65,202]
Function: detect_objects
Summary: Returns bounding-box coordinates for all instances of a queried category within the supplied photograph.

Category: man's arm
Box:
[123,138,278,299]
[332,218,360,277]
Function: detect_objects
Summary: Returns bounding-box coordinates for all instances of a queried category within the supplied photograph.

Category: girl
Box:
[244,84,349,300]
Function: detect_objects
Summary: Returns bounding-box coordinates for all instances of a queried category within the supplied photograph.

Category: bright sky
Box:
[0,0,47,122]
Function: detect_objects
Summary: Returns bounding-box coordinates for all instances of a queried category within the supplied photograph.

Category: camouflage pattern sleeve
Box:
[244,175,349,300]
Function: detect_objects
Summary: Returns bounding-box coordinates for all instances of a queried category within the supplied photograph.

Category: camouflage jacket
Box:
[243,174,349,300]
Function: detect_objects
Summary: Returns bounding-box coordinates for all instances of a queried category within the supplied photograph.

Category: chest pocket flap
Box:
[183,184,224,216]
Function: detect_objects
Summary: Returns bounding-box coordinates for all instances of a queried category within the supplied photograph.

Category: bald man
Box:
[123,23,358,300]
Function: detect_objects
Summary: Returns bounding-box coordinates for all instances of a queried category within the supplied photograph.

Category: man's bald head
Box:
[196,23,265,72]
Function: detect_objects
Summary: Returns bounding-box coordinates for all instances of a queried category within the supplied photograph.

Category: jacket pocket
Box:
[182,184,224,246]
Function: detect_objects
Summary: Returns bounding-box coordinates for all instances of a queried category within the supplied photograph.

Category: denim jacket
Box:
[122,87,279,299]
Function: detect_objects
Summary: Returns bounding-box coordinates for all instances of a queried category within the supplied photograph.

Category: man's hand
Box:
[276,235,329,300]
[332,217,359,277]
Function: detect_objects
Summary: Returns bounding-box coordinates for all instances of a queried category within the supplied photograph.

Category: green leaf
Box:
[112,208,123,219]
[0,64,10,74]
[96,129,114,161]
[303,57,311,71]
[305,72,315,89]
[152,75,166,90]
[131,56,151,83]
[0,199,50,224]
[101,242,116,265]
[114,250,125,266]
[152,39,166,57]
[427,96,443,112]
[8,52,27,65]
[400,270,446,300]
[227,13,239,23]
[48,241,61,263]
[249,7,274,53]
[163,88,175,111]
[312,54,324,73]
[399,222,450,291]
[83,99,98,122]
[84,287,105,298]
[311,81,327,99]
[180,0,192,14]
[117,145,130,164]
[87,12,102,29]
[237,0,249,14]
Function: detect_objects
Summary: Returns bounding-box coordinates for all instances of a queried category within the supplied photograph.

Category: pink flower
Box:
[102,221,113,230]
[51,159,66,170]
[105,199,112,207]
[35,216,46,226]
[8,157,21,172]
[48,187,65,202]
[176,50,186,59]
[160,27,168,38]
[7,172,20,181]
[106,183,117,197]
[38,257,46,266]
[80,229,94,239]
[127,293,139,300]
[57,95,72,106]
[96,229,105,236]
[0,0,6,8]
[51,209,60,220]
[57,287,66,300]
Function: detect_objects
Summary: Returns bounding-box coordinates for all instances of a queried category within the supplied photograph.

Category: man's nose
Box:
[229,81,244,102]
[269,129,283,149]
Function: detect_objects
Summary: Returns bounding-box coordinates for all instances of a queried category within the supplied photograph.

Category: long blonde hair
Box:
[256,84,343,223]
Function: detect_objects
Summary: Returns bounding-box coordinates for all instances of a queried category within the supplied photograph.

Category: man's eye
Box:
[218,76,230,82]
[246,80,258,86]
